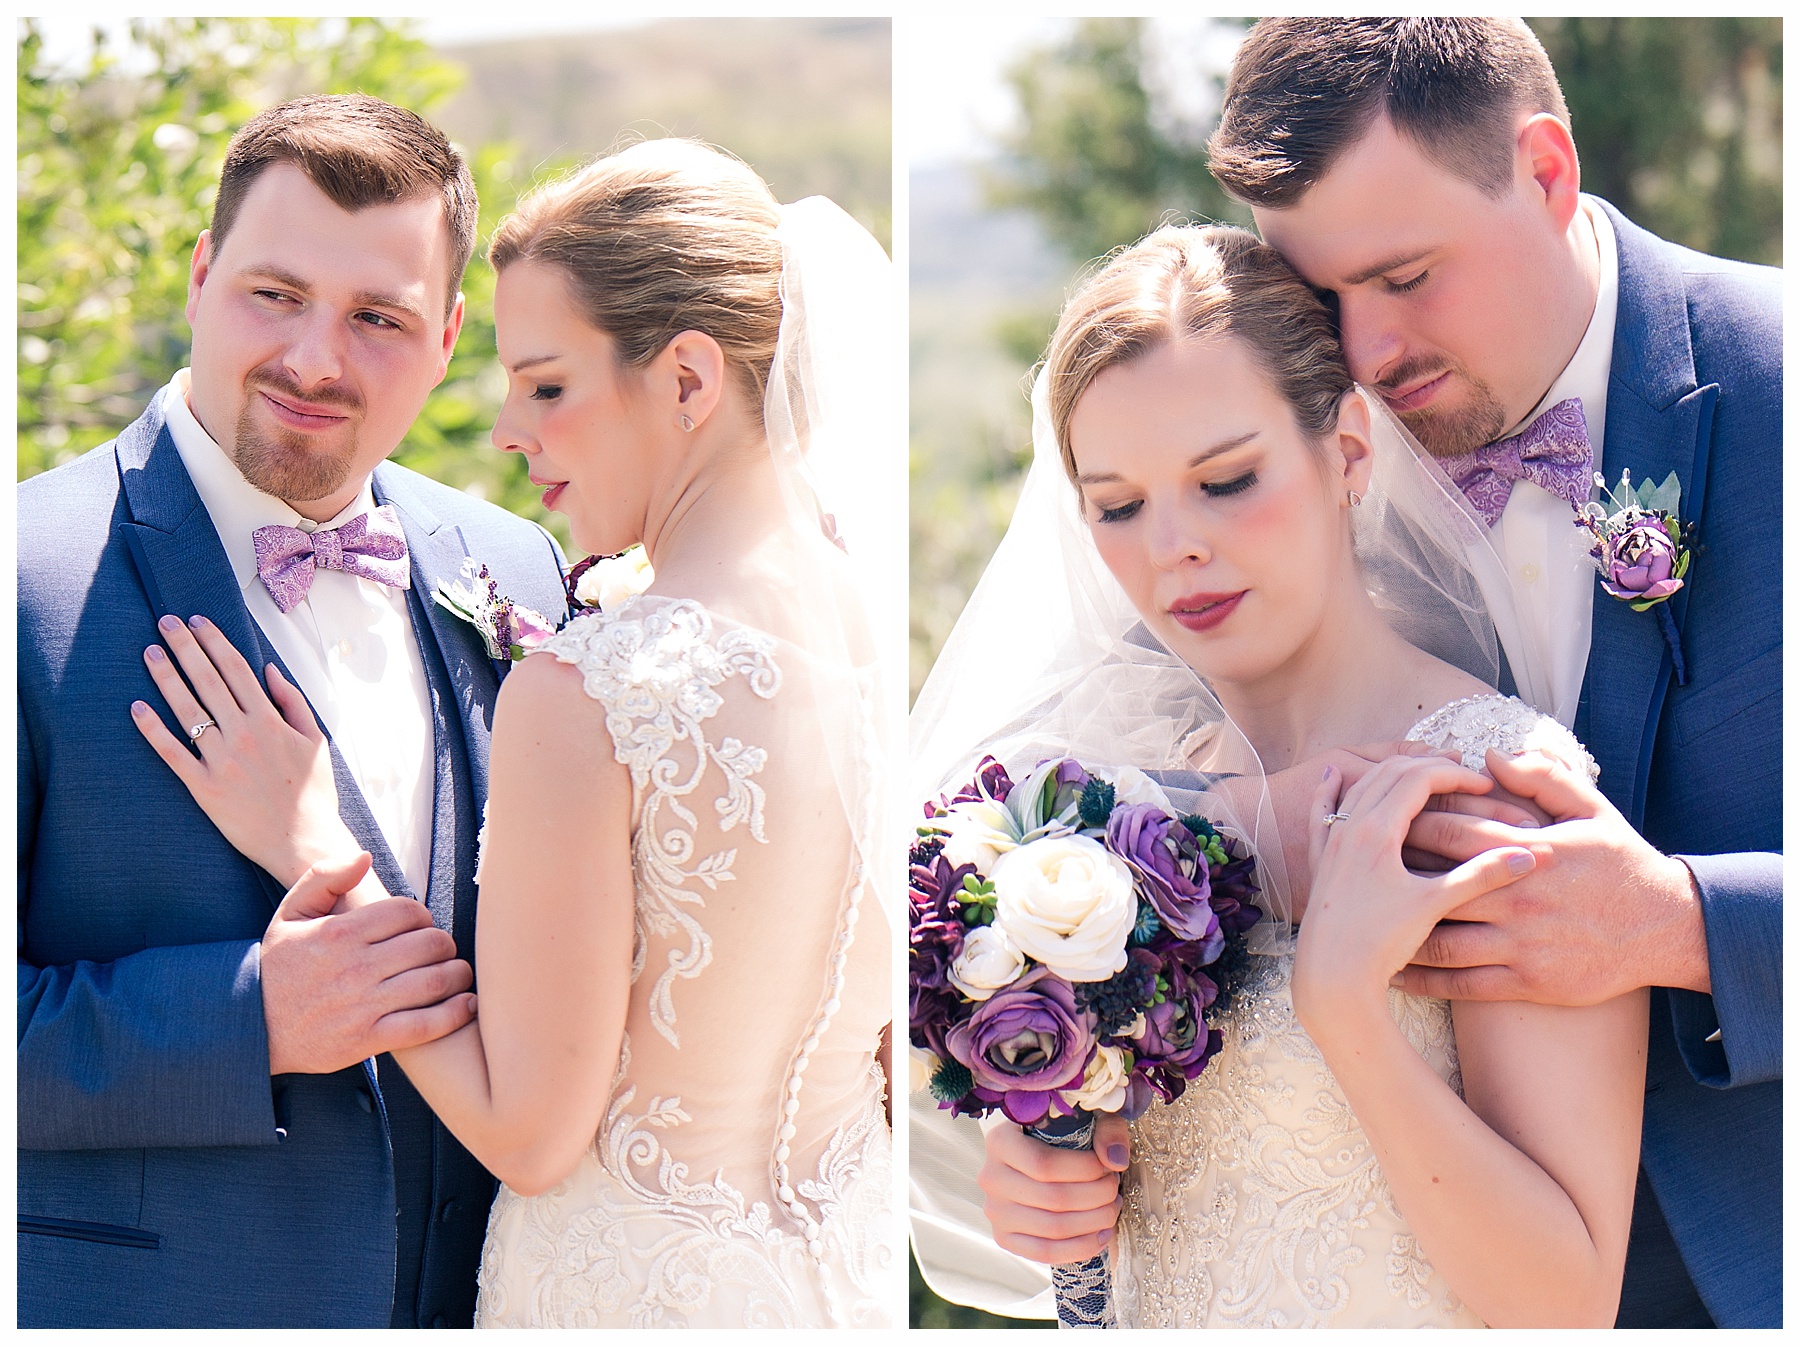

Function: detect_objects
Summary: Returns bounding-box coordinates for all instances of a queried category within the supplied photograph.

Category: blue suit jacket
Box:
[17,396,569,1327]
[1578,202,1781,1328]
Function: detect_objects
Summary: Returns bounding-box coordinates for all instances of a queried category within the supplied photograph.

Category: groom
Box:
[18,96,567,1326]
[981,18,1778,1329]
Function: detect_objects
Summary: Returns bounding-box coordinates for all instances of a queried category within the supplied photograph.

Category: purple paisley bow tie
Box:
[1440,397,1593,528]
[252,505,411,613]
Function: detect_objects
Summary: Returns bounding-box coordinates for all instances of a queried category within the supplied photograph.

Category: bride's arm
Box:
[383,653,634,1195]
[1295,752,1646,1327]
[131,619,634,1195]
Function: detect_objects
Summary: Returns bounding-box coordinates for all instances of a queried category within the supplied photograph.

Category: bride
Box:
[131,140,901,1327]
[910,225,1647,1326]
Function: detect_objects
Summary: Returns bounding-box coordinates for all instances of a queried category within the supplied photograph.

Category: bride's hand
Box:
[131,614,359,890]
[978,1115,1130,1264]
[1292,755,1537,1033]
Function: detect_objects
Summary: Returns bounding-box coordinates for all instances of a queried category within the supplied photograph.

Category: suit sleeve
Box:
[17,699,283,1151]
[1665,851,1782,1089]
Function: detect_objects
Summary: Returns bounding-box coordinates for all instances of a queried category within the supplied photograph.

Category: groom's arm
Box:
[17,701,282,1151]
[1665,852,1781,1087]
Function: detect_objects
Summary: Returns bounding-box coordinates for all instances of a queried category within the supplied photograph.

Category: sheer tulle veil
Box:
[762,196,906,936]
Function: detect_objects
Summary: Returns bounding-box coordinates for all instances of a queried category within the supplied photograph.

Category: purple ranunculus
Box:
[1107,803,1223,949]
[945,966,1095,1125]
[944,757,1015,811]
[1601,519,1683,603]
[1131,959,1222,1103]
[1207,853,1263,936]
[909,850,975,1057]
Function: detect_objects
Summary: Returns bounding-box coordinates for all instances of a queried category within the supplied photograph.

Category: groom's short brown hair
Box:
[1208,18,1569,209]
[209,94,477,319]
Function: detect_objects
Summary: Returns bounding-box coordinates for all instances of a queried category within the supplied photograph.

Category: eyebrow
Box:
[1076,431,1260,486]
[243,266,427,323]
[1341,248,1434,287]
[507,355,561,374]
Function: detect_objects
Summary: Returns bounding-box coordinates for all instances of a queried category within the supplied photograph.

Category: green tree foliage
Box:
[987,18,1249,269]
[1529,17,1781,266]
[18,18,571,546]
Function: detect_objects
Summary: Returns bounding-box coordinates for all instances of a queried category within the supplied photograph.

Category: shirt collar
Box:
[1522,196,1619,467]
[161,369,379,594]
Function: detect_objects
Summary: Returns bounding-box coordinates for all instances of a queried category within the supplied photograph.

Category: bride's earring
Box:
[1347,490,1363,508]
[679,414,695,432]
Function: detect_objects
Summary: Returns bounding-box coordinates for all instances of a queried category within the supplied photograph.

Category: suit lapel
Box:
[1584,202,1717,827]
[374,465,502,934]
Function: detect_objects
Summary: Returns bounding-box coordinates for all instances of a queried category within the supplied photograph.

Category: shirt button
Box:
[336,638,353,658]
[1518,563,1540,584]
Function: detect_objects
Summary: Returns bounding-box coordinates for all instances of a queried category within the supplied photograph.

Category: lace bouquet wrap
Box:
[909,755,1260,1328]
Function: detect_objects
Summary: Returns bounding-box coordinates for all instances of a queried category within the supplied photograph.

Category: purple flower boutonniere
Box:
[1577,468,1692,685]
[435,559,557,662]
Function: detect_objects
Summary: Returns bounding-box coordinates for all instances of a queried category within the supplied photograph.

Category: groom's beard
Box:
[231,368,362,505]
[1375,356,1509,459]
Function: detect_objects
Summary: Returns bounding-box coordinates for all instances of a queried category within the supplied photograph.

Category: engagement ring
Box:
[188,718,217,742]
[1322,811,1352,826]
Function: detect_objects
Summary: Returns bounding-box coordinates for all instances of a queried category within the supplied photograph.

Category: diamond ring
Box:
[1322,811,1352,826]
[188,718,218,743]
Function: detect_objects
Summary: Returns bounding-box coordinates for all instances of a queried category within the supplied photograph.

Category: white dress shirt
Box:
[1480,197,1619,727]
[161,370,436,898]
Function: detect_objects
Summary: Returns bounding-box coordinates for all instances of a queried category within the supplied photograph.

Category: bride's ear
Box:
[1330,388,1375,506]
[653,330,729,433]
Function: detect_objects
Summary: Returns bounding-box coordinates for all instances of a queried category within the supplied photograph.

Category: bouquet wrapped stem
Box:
[1024,1110,1117,1329]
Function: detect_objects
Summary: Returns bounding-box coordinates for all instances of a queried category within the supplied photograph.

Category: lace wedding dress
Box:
[474,597,897,1328]
[1113,694,1597,1329]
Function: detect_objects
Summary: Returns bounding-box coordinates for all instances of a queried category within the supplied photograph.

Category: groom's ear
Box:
[1517,113,1582,234]
[185,231,214,327]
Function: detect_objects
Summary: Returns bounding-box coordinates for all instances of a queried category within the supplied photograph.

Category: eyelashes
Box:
[1093,471,1259,524]
[530,384,563,402]
[1387,270,1429,294]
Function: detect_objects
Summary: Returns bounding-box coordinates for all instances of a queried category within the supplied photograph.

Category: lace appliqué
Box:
[1407,693,1599,783]
[477,1039,893,1328]
[537,599,780,1047]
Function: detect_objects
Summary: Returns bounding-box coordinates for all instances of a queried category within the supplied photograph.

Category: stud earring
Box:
[679,414,695,433]
[1348,490,1363,508]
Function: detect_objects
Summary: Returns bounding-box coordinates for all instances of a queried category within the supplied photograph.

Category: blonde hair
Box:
[488,140,784,405]
[1043,225,1352,486]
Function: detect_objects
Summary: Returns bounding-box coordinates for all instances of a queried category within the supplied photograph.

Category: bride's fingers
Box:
[1353,758,1492,840]
[129,699,206,790]
[265,663,325,743]
[978,1160,1120,1216]
[142,641,211,748]
[985,1192,1123,1244]
[155,614,245,726]
[1308,761,1342,880]
[1426,844,1537,922]
[186,615,277,722]
[986,1201,1119,1265]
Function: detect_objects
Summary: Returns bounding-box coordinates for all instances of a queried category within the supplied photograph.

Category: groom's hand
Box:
[262,853,477,1075]
[978,1114,1131,1264]
[1229,740,1544,922]
[1394,749,1709,1005]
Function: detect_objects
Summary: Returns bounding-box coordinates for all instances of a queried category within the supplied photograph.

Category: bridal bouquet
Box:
[909,756,1260,1128]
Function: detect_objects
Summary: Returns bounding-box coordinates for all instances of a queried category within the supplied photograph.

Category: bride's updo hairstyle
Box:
[1044,224,1352,489]
[487,139,784,409]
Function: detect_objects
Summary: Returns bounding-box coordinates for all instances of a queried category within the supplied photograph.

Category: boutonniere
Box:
[564,545,655,615]
[1576,468,1691,685]
[435,559,558,662]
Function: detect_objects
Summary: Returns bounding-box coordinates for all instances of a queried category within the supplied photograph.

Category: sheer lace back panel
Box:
[1113,694,1592,1328]
[476,596,894,1327]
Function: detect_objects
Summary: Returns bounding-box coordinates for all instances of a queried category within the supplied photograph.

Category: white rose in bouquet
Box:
[1062,1043,1131,1113]
[940,797,1018,874]
[1111,765,1174,813]
[575,546,654,610]
[948,924,1027,1001]
[990,835,1135,983]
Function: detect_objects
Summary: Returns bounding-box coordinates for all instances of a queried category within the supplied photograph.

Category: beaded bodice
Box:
[475,598,895,1327]
[1112,694,1593,1328]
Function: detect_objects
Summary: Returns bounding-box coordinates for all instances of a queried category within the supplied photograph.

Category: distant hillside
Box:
[433,17,891,245]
